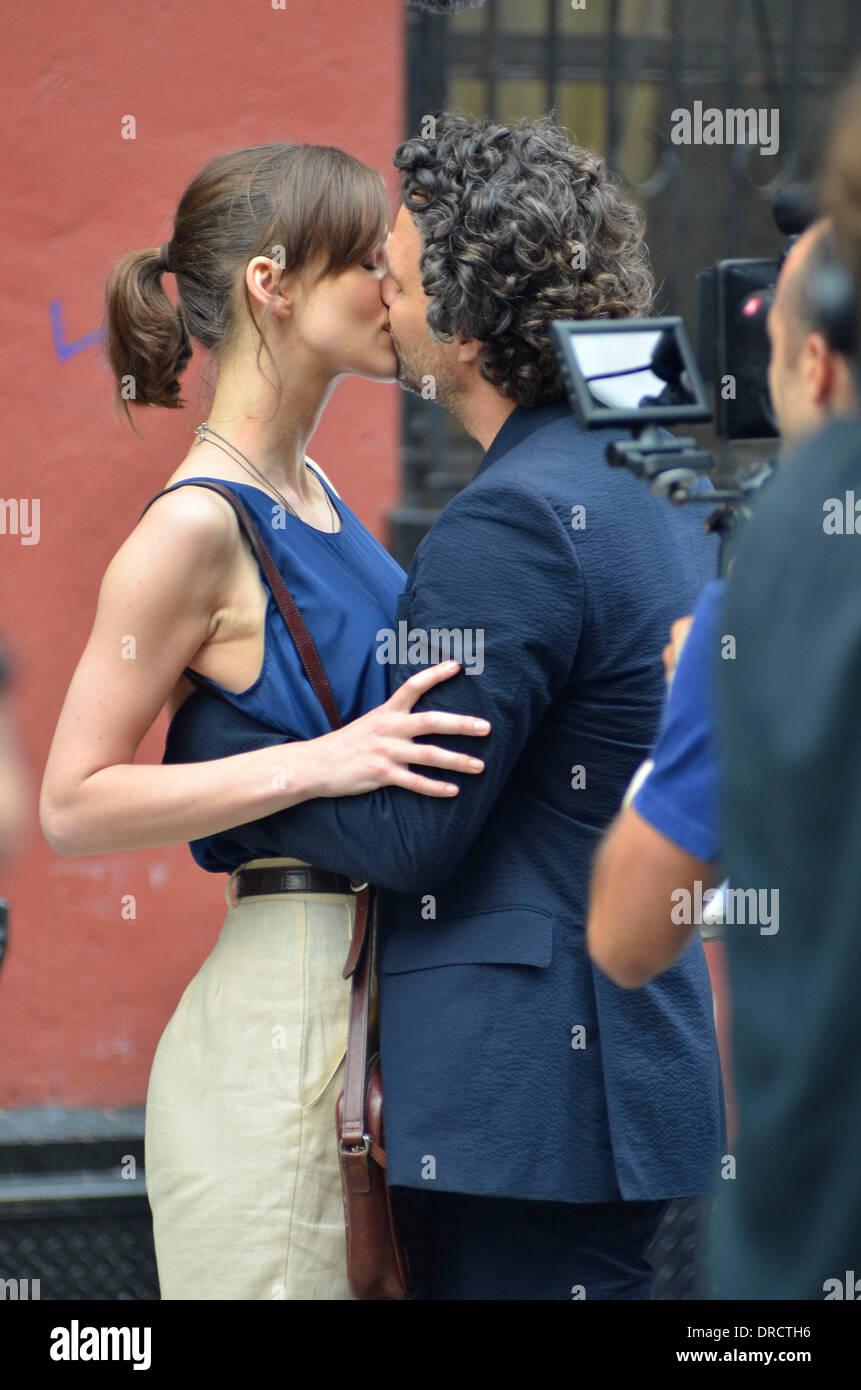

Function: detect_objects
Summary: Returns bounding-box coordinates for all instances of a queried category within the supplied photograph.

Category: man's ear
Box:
[805,332,836,408]
[457,337,483,364]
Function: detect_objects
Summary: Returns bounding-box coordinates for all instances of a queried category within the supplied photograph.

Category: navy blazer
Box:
[165,402,726,1203]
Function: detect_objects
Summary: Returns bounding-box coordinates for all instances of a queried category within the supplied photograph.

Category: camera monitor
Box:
[551,317,712,428]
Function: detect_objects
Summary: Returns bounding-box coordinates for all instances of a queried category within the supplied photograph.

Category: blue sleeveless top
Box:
[140,471,406,857]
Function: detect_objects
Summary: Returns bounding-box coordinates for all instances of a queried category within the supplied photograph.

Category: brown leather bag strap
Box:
[139,480,343,729]
[339,883,376,1185]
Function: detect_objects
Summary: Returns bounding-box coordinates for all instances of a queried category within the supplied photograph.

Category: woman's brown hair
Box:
[103,143,389,426]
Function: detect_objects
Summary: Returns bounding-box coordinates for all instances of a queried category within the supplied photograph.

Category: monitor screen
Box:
[551,317,712,427]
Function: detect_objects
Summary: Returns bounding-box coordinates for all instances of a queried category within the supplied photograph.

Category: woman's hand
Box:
[306,660,491,799]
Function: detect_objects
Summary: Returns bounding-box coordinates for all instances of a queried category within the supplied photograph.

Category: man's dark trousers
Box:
[398,1188,670,1300]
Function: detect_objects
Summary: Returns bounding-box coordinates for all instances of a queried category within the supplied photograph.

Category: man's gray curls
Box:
[393,112,656,408]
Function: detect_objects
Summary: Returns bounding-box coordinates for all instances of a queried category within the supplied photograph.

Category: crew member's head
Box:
[766,218,858,448]
[381,112,654,416]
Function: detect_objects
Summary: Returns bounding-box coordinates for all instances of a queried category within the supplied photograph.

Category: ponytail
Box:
[102,248,193,424]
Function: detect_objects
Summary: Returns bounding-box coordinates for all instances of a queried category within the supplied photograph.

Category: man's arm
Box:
[587,804,718,988]
[193,479,583,892]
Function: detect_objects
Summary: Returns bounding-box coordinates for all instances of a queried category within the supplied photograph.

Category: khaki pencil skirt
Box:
[144,858,357,1300]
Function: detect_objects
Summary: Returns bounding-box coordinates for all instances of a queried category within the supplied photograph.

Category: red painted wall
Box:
[0,0,403,1106]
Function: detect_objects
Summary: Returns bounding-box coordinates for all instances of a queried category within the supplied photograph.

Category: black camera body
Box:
[697,256,780,441]
[696,182,859,441]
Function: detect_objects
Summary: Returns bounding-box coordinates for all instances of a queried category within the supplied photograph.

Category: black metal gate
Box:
[389,0,861,566]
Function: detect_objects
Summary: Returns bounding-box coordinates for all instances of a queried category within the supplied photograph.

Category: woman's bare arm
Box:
[40,489,489,857]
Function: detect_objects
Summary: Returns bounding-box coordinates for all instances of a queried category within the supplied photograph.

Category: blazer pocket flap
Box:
[381,907,553,973]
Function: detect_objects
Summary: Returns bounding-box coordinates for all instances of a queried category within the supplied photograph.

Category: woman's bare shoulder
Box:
[140,470,242,542]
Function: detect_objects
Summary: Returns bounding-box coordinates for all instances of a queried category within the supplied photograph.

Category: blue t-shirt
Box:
[632,578,726,863]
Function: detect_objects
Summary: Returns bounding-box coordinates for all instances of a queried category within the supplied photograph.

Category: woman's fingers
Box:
[387,660,462,709]
[388,740,485,774]
[384,663,492,737]
[363,662,491,800]
[386,767,461,797]
[397,708,491,739]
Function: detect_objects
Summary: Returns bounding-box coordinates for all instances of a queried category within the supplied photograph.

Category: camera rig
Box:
[552,183,822,569]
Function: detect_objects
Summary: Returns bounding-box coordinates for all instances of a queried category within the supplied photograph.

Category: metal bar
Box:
[785,0,805,184]
[666,0,683,311]
[608,0,667,186]
[749,0,785,115]
[726,0,743,256]
[445,33,848,82]
[546,0,560,116]
[487,0,500,121]
[405,8,424,139]
[0,1171,149,1204]
[606,0,622,165]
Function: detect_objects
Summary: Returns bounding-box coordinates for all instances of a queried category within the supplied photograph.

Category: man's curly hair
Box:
[393,112,655,407]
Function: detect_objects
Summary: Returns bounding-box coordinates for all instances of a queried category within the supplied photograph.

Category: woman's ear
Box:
[245,256,292,318]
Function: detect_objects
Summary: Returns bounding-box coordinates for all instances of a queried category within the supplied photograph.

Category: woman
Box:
[39,142,490,1300]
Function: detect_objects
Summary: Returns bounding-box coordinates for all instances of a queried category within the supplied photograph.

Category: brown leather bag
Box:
[336,882,415,1299]
[180,481,416,1300]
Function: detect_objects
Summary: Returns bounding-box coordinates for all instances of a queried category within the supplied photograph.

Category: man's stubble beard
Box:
[390,331,463,415]
[395,353,420,395]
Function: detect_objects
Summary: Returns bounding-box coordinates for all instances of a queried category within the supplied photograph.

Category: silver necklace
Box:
[193,422,337,532]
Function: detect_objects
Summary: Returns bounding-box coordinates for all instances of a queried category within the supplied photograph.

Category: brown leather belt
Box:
[232,865,354,901]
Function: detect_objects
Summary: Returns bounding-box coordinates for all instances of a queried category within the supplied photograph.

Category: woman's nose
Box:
[380,273,397,308]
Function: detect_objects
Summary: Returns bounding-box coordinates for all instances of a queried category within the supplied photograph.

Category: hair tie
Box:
[159,241,174,273]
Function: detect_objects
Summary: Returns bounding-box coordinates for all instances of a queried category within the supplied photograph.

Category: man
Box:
[166,114,724,1299]
[586,218,855,994]
[711,76,861,1298]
